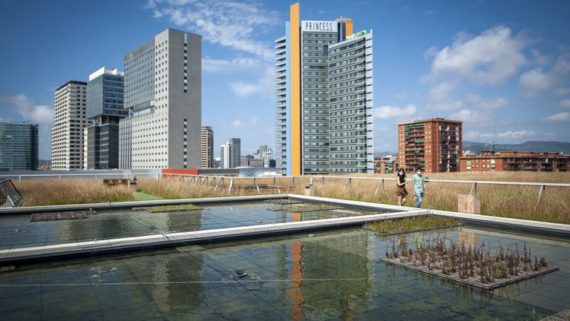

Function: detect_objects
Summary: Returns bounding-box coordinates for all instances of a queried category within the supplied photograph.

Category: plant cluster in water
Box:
[385,234,552,285]
[365,216,460,235]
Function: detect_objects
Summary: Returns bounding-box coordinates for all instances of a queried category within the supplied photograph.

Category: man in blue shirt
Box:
[412,168,427,208]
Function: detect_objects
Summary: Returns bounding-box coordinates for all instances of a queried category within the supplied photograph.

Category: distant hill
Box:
[463,141,570,154]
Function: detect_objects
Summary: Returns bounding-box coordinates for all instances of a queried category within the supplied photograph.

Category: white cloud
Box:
[149,0,279,60]
[228,66,275,98]
[556,87,570,95]
[231,119,244,128]
[465,130,535,140]
[496,130,535,139]
[427,100,463,111]
[531,48,549,66]
[464,93,508,109]
[561,99,570,109]
[203,57,261,73]
[448,108,490,125]
[230,116,259,129]
[430,82,455,100]
[519,52,570,97]
[464,131,494,140]
[8,94,53,125]
[374,104,416,119]
[546,112,570,122]
[230,82,260,97]
[519,68,554,97]
[426,26,527,85]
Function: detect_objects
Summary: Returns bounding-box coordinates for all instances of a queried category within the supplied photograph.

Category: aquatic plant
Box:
[385,234,550,284]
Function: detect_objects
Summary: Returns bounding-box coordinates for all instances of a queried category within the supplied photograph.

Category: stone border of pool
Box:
[0,194,568,266]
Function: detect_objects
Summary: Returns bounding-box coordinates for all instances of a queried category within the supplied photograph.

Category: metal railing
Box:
[0,172,161,182]
[161,173,570,207]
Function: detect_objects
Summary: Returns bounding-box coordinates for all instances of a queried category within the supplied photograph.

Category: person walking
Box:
[396,168,408,206]
[412,168,427,208]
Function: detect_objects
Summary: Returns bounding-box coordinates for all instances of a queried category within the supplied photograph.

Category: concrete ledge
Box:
[0,210,427,265]
[0,194,289,215]
[289,194,570,238]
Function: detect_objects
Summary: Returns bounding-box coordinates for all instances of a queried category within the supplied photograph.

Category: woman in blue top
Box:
[412,168,427,208]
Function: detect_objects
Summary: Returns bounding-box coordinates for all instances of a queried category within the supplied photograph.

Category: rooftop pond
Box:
[0,200,568,320]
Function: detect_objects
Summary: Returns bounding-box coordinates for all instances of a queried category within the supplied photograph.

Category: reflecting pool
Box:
[0,202,383,249]
[1,226,568,320]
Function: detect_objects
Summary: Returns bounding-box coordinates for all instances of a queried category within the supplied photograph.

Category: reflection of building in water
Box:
[286,223,373,320]
[459,230,480,248]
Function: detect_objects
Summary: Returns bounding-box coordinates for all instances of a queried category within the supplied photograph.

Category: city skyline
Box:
[1,0,569,160]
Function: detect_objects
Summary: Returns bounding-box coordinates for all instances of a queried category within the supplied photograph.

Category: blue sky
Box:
[0,0,569,160]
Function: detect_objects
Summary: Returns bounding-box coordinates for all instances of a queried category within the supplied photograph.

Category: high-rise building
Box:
[119,28,201,169]
[0,122,38,171]
[219,138,241,169]
[200,126,214,168]
[85,67,126,169]
[255,145,274,168]
[398,118,463,173]
[275,3,374,175]
[229,138,241,169]
[220,143,231,169]
[51,80,88,171]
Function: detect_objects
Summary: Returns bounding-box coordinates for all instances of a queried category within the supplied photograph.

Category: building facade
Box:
[85,67,126,169]
[460,151,569,172]
[276,2,374,176]
[374,155,398,174]
[0,122,38,171]
[51,80,88,170]
[200,126,214,168]
[398,118,462,173]
[119,28,201,169]
[220,138,241,169]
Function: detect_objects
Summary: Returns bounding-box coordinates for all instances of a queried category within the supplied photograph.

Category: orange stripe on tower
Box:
[290,2,302,176]
[345,19,353,36]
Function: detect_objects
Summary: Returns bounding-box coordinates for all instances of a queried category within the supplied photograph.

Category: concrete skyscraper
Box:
[219,138,241,169]
[51,80,88,170]
[200,126,214,168]
[0,122,38,171]
[119,28,201,169]
[85,67,126,169]
[275,2,374,175]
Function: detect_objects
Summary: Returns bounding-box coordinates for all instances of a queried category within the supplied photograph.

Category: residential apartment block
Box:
[398,118,462,173]
[0,122,38,171]
[119,28,201,169]
[200,126,214,168]
[276,2,374,176]
[460,151,569,172]
[85,67,126,169]
[51,80,88,170]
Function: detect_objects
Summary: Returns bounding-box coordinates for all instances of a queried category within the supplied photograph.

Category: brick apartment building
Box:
[398,118,462,173]
[460,151,569,172]
[374,156,399,174]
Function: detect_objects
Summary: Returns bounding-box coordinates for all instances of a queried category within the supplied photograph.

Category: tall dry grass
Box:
[15,179,135,206]
[302,175,570,224]
[136,176,303,199]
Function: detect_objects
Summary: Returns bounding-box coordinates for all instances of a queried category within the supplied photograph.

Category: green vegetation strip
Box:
[133,191,163,201]
[134,204,202,213]
[364,216,461,236]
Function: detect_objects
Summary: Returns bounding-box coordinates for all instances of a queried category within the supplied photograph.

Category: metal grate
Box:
[0,179,23,207]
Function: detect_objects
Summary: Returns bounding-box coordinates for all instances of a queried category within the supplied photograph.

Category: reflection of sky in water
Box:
[0,226,568,320]
[0,202,382,250]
